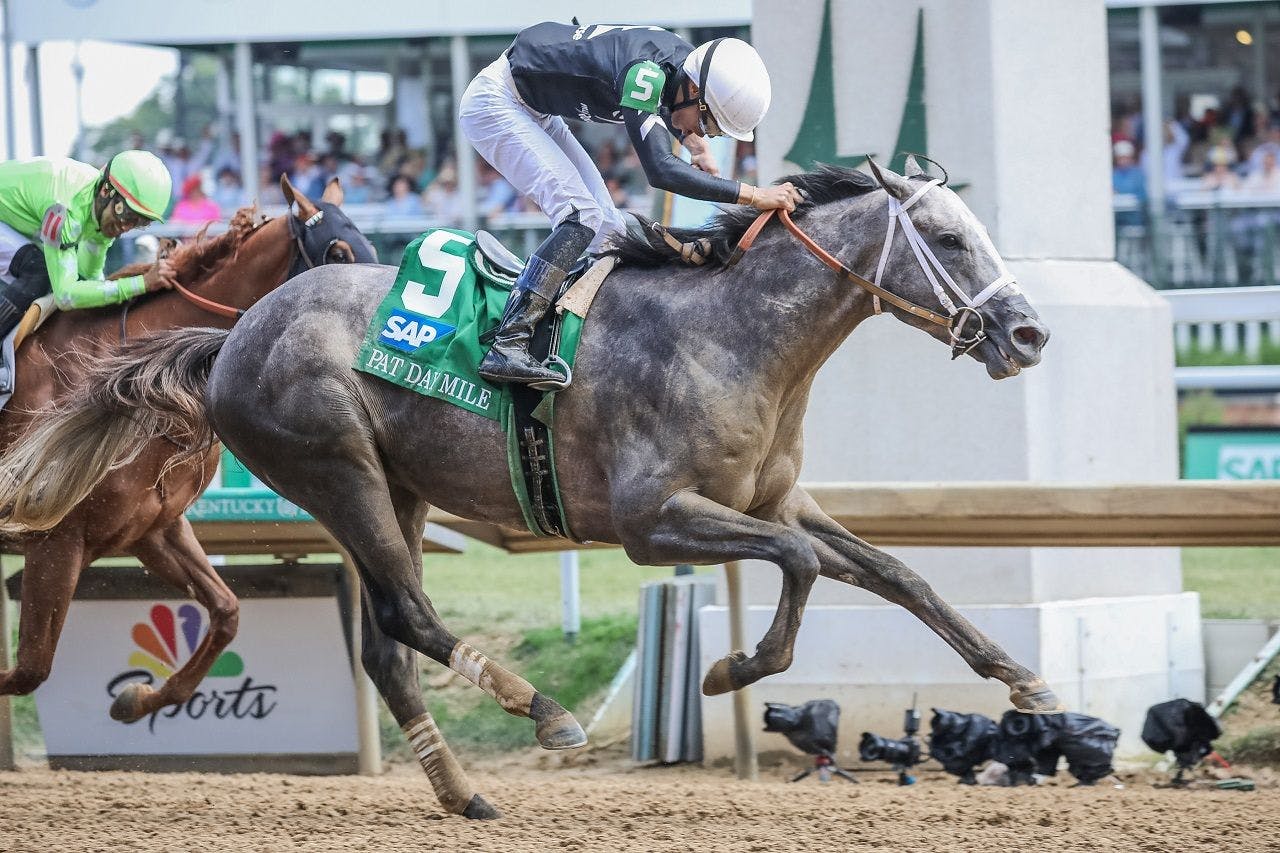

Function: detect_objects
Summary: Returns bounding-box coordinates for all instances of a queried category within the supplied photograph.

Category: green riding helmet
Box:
[103,149,172,222]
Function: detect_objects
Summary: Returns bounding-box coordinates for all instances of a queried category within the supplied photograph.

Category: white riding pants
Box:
[459,54,629,255]
[0,220,31,285]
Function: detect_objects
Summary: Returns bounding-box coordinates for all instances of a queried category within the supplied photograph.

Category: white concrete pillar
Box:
[24,42,40,155]
[1,0,14,160]
[449,35,478,231]
[233,42,260,207]
[713,0,1192,759]
[1140,3,1164,212]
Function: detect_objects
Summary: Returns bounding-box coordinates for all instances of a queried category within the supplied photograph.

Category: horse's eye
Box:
[939,234,962,250]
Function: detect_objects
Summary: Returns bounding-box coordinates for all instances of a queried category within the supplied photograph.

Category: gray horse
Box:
[0,160,1059,818]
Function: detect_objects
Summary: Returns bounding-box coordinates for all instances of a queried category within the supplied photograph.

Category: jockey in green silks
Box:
[0,150,178,340]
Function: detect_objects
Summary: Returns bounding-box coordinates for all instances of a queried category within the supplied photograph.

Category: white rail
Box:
[1161,285,1280,362]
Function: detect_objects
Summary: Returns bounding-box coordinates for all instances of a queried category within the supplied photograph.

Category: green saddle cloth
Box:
[355,228,514,420]
[353,228,585,538]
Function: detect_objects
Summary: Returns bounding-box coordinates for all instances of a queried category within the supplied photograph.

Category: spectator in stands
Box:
[171,174,222,224]
[211,166,246,213]
[1244,148,1280,194]
[605,174,631,211]
[1247,121,1280,176]
[257,164,286,207]
[211,130,242,177]
[291,150,322,197]
[422,160,462,221]
[339,163,376,205]
[1112,140,1146,226]
[1141,118,1189,192]
[1201,142,1241,191]
[477,161,517,219]
[378,128,410,177]
[267,131,294,182]
[385,173,424,216]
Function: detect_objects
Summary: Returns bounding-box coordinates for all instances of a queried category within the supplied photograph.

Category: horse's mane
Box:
[109,206,269,286]
[609,163,883,270]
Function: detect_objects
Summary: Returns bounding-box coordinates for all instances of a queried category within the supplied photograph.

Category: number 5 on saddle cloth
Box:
[354,228,610,540]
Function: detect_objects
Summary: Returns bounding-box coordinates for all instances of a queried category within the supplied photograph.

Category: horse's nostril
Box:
[1012,325,1045,350]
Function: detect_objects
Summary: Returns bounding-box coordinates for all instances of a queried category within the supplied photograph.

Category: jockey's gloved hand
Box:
[143,258,178,292]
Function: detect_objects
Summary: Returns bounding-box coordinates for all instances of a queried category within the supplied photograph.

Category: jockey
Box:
[461,22,803,387]
[0,150,178,340]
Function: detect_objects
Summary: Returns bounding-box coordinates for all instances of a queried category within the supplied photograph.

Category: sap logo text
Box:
[380,309,456,352]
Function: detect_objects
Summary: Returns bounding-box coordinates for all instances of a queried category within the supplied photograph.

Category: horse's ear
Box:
[279,173,296,206]
[865,156,909,201]
[281,173,320,220]
[320,177,344,206]
[903,154,926,178]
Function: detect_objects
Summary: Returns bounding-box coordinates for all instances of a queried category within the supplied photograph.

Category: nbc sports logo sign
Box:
[128,603,244,679]
[35,593,360,759]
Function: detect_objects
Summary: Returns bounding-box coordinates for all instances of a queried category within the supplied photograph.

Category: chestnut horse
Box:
[0,176,374,725]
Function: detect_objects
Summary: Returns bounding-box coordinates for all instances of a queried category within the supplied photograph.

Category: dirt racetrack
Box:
[0,757,1276,853]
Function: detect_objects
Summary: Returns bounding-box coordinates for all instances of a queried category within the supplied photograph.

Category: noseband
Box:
[732,180,1017,359]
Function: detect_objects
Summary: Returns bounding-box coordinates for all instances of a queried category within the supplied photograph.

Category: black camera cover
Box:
[1141,698,1221,770]
[763,699,840,757]
[929,709,998,782]
[994,710,1119,785]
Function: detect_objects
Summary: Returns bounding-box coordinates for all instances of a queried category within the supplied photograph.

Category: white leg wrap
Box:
[449,641,535,715]
[402,712,473,814]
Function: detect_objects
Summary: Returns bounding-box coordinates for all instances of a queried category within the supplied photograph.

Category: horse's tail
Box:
[0,328,230,533]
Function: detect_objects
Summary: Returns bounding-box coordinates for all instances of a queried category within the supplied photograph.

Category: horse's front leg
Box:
[621,489,820,696]
[111,516,239,722]
[0,533,86,695]
[788,488,1063,712]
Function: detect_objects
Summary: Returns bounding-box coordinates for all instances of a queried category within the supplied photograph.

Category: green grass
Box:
[1182,547,1280,619]
[1177,339,1280,367]
[423,613,638,755]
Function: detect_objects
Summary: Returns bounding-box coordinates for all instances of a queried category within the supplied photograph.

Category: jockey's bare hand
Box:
[740,181,803,212]
[143,258,178,292]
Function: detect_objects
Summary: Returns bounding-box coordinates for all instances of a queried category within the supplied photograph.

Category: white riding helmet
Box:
[681,38,771,142]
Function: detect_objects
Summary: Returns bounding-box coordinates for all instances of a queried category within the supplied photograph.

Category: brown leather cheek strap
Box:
[730,207,952,330]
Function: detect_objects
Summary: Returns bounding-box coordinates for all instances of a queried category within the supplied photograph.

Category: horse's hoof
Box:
[702,650,747,696]
[1010,678,1066,713]
[109,682,157,723]
[462,794,501,820]
[535,711,587,750]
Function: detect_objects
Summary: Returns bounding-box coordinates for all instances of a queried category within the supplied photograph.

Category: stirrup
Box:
[527,355,572,392]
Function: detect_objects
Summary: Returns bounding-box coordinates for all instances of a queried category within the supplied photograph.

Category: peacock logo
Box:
[129,604,244,679]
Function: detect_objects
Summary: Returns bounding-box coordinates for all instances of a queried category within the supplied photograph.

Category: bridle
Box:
[731,179,1017,359]
[120,206,351,337]
[287,207,345,278]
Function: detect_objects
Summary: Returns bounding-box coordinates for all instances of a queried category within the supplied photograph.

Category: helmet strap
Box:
[672,38,725,115]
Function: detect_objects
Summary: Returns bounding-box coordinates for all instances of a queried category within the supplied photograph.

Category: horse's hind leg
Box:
[110,516,240,723]
[789,489,1064,712]
[361,490,497,819]
[619,489,821,696]
[0,533,86,696]
[275,453,585,750]
[359,586,498,819]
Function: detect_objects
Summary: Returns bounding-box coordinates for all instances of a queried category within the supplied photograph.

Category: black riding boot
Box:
[0,244,51,340]
[479,218,594,388]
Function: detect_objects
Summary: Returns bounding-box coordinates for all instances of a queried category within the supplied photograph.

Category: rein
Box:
[120,210,334,340]
[731,181,1017,359]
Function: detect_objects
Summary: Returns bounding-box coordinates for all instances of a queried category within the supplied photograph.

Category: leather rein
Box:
[730,181,1016,359]
[121,209,333,338]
